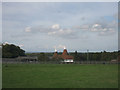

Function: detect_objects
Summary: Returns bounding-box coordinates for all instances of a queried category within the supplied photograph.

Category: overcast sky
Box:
[2,2,118,52]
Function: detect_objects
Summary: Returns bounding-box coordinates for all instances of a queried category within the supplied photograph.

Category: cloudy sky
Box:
[2,2,118,52]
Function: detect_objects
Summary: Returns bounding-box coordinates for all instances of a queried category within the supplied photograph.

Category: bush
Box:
[2,44,25,58]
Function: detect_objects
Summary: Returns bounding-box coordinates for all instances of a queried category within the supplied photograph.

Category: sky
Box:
[2,2,118,52]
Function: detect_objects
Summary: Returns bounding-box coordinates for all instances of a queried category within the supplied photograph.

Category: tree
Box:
[2,44,25,58]
[38,53,45,61]
[74,51,82,61]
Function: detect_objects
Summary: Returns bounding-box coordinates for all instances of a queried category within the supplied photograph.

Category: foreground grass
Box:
[2,64,118,88]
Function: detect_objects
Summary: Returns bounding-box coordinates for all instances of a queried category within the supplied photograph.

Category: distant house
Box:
[52,48,74,63]
[17,56,38,62]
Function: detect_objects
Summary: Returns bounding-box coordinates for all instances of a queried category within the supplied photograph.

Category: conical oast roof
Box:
[61,49,73,59]
[62,49,68,55]
[53,52,58,58]
[52,48,74,60]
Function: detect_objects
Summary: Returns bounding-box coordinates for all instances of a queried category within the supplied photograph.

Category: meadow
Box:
[2,64,118,88]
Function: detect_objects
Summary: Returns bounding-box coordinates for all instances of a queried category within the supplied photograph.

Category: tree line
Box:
[2,43,118,61]
[26,51,118,61]
[72,51,118,61]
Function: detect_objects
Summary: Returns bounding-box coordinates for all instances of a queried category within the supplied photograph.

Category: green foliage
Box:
[2,44,25,58]
[26,50,118,61]
[38,53,45,61]
[74,51,82,61]
[38,53,50,61]
[74,51,78,60]
[72,51,118,61]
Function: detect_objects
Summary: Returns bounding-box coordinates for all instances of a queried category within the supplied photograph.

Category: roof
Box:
[52,49,74,60]
[61,55,74,59]
[62,49,68,55]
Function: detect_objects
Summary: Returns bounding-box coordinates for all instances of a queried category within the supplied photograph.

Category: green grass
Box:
[2,64,118,88]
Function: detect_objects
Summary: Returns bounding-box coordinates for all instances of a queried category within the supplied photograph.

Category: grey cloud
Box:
[98,28,116,36]
[74,24,90,30]
[24,24,79,39]
[73,20,117,36]
[81,17,86,21]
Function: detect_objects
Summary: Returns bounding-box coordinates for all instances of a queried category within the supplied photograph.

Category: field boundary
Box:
[2,58,119,64]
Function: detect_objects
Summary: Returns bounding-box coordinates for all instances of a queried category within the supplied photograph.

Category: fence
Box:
[2,58,119,64]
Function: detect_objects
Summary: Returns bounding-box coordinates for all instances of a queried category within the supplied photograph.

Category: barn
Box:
[52,48,74,63]
[17,56,38,62]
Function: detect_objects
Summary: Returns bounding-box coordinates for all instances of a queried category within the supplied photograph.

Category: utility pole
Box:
[87,49,89,61]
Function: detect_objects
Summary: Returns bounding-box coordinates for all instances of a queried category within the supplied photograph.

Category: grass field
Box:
[2,64,118,88]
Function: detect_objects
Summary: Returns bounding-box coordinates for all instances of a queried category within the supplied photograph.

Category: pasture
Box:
[2,64,118,88]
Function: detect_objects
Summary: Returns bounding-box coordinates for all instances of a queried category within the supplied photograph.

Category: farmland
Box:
[2,64,118,88]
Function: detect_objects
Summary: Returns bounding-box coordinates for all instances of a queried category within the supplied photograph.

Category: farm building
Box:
[53,48,74,63]
[17,56,38,62]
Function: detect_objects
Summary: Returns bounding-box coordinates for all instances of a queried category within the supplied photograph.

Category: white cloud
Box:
[3,42,9,45]
[48,28,76,39]
[25,26,31,32]
[74,20,117,36]
[91,24,103,32]
[19,44,24,47]
[24,20,116,39]
[49,24,76,37]
[58,44,65,49]
[98,28,115,36]
[102,28,107,31]
[57,29,73,35]
[92,24,101,28]
[53,44,65,50]
[51,24,60,29]
[48,31,56,35]
[91,22,116,36]
[24,24,77,39]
